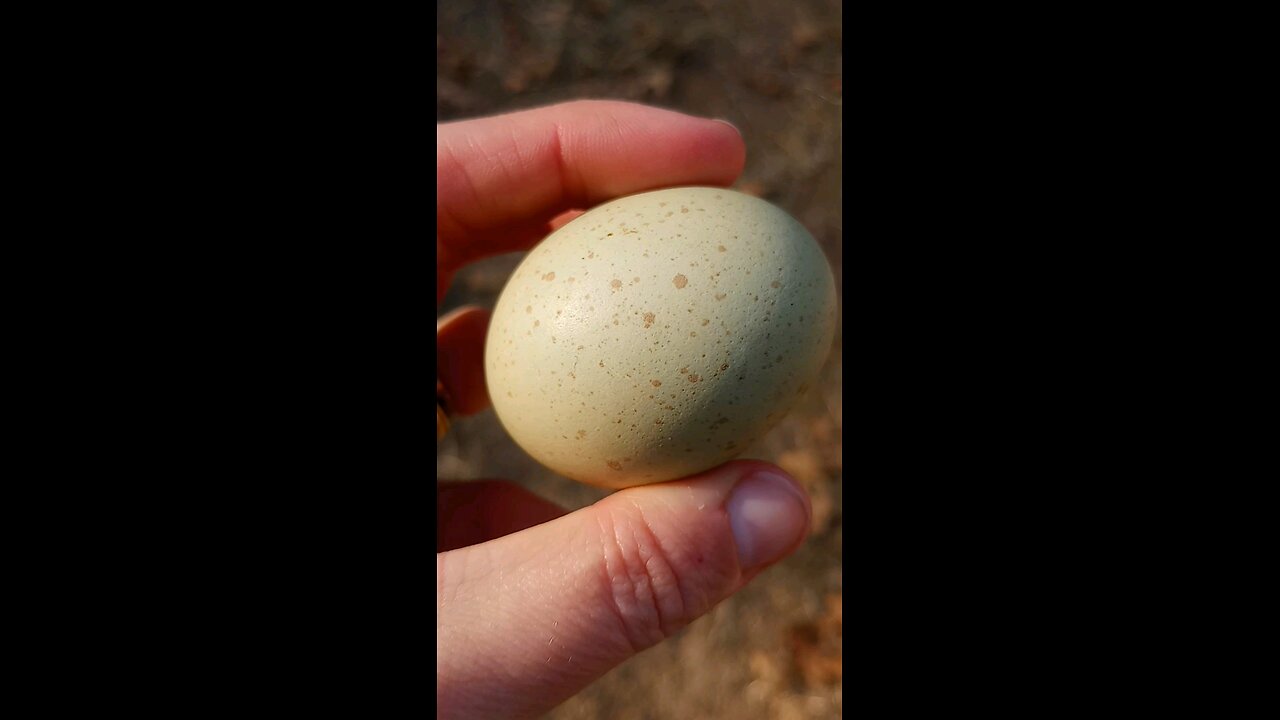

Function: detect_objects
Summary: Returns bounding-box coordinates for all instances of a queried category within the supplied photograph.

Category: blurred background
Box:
[437,1,841,717]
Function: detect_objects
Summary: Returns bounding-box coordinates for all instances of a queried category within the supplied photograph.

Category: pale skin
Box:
[437,100,813,720]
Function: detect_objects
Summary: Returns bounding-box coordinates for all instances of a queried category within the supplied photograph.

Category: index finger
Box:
[437,101,746,300]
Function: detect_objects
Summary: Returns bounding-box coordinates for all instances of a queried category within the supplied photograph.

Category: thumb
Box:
[436,460,811,720]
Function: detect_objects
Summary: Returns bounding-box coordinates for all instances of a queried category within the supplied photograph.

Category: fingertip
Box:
[711,118,742,137]
[641,112,747,190]
[607,459,812,571]
[708,118,747,183]
[437,306,492,416]
[725,467,811,569]
[714,459,812,523]
[536,99,748,193]
[548,209,586,231]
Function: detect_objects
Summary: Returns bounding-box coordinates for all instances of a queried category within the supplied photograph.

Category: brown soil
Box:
[438,1,842,717]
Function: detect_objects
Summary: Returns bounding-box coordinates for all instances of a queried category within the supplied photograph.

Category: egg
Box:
[484,186,836,489]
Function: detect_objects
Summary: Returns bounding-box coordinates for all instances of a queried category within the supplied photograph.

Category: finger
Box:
[437,215,558,305]
[437,480,568,552]
[437,212,581,305]
[437,306,491,416]
[436,460,811,720]
[437,100,745,284]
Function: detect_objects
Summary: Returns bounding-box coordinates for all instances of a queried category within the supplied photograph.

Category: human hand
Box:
[437,100,813,720]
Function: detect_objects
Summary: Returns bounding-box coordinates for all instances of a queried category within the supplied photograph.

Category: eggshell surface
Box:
[484,187,836,489]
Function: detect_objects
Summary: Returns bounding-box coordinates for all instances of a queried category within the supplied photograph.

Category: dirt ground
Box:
[437,1,842,717]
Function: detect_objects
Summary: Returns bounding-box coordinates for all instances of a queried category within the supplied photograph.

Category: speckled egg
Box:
[484,186,836,489]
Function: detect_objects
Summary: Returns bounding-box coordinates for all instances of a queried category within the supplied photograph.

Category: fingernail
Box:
[726,471,810,569]
[712,118,742,137]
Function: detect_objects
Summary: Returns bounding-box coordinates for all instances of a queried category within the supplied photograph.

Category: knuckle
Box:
[596,503,697,653]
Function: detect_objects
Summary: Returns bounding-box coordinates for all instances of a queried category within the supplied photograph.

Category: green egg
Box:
[485,187,836,488]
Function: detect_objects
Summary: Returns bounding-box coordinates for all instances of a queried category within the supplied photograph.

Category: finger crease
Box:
[629,501,688,636]
[550,121,583,208]
[595,510,647,656]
